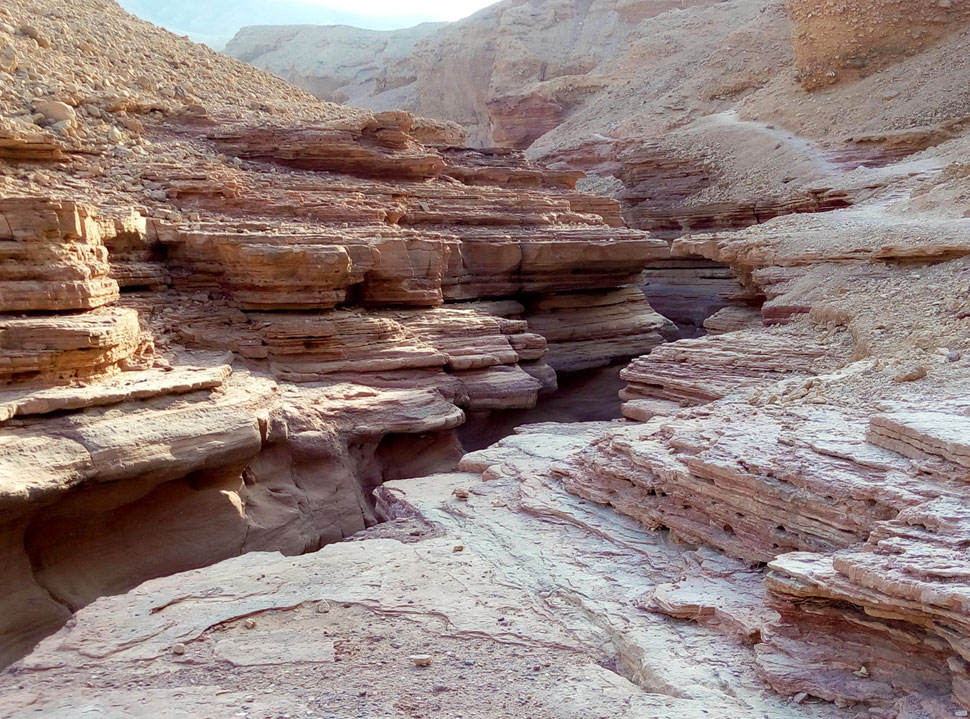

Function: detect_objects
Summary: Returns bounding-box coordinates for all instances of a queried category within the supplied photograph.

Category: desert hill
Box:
[229,0,970,234]
[116,0,454,49]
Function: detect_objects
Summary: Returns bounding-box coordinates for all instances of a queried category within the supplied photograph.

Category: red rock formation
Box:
[5,2,970,718]
[0,0,675,669]
[486,94,568,151]
[555,158,970,713]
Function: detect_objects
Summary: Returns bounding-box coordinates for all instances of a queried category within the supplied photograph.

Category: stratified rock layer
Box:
[0,422,854,719]
[5,2,970,718]
[0,198,118,312]
[0,0,673,671]
[229,0,970,254]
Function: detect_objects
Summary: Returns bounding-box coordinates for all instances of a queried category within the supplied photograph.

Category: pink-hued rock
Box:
[6,1,970,717]
[0,0,676,672]
[0,198,119,312]
[619,323,850,407]
[0,308,141,386]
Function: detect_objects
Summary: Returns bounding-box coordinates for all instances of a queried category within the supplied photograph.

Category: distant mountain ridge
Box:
[116,0,419,48]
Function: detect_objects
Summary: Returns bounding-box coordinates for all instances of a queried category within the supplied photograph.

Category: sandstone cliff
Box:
[4,1,970,718]
[229,0,970,341]
[0,0,672,669]
[228,0,970,238]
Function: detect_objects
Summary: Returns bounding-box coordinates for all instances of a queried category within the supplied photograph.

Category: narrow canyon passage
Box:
[4,0,970,717]
[0,108,868,672]
[459,364,626,451]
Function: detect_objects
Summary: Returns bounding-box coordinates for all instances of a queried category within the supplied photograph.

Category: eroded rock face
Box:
[0,198,118,312]
[555,146,970,714]
[0,0,674,669]
[228,0,970,242]
[226,0,724,149]
[0,117,64,161]
[226,0,970,359]
[0,422,855,719]
[5,1,970,718]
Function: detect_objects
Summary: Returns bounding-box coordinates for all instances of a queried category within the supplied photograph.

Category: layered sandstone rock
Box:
[0,0,673,671]
[228,0,970,247]
[0,117,64,161]
[5,1,970,718]
[0,198,118,312]
[524,287,676,372]
[0,422,856,719]
[0,308,142,385]
[619,323,851,408]
[552,146,970,714]
[227,0,970,360]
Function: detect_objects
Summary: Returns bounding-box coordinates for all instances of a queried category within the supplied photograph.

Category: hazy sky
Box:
[117,0,498,48]
[115,0,500,50]
[292,0,497,23]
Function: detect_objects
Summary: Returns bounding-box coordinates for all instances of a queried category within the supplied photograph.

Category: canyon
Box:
[1,1,969,718]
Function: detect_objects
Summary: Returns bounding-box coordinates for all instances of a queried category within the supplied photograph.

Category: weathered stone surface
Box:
[0,117,64,161]
[703,305,763,336]
[0,0,676,672]
[0,198,119,312]
[0,363,230,423]
[440,146,582,190]
[619,323,850,407]
[232,0,970,252]
[0,422,852,719]
[525,287,676,372]
[0,371,275,518]
[162,225,381,310]
[642,258,749,337]
[226,0,728,149]
[8,1,970,717]
[867,412,970,468]
[0,308,141,386]
[208,120,446,181]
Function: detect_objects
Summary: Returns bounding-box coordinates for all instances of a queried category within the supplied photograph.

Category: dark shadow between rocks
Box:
[457,364,626,452]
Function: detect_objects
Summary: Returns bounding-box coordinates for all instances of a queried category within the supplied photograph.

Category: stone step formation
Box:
[0,0,672,675]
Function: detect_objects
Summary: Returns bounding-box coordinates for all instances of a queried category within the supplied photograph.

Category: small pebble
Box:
[410,654,433,667]
[171,643,186,656]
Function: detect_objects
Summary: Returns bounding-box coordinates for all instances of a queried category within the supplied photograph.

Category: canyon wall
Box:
[226,0,730,150]
[3,0,970,718]
[228,0,970,339]
[0,0,673,667]
[228,0,970,234]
